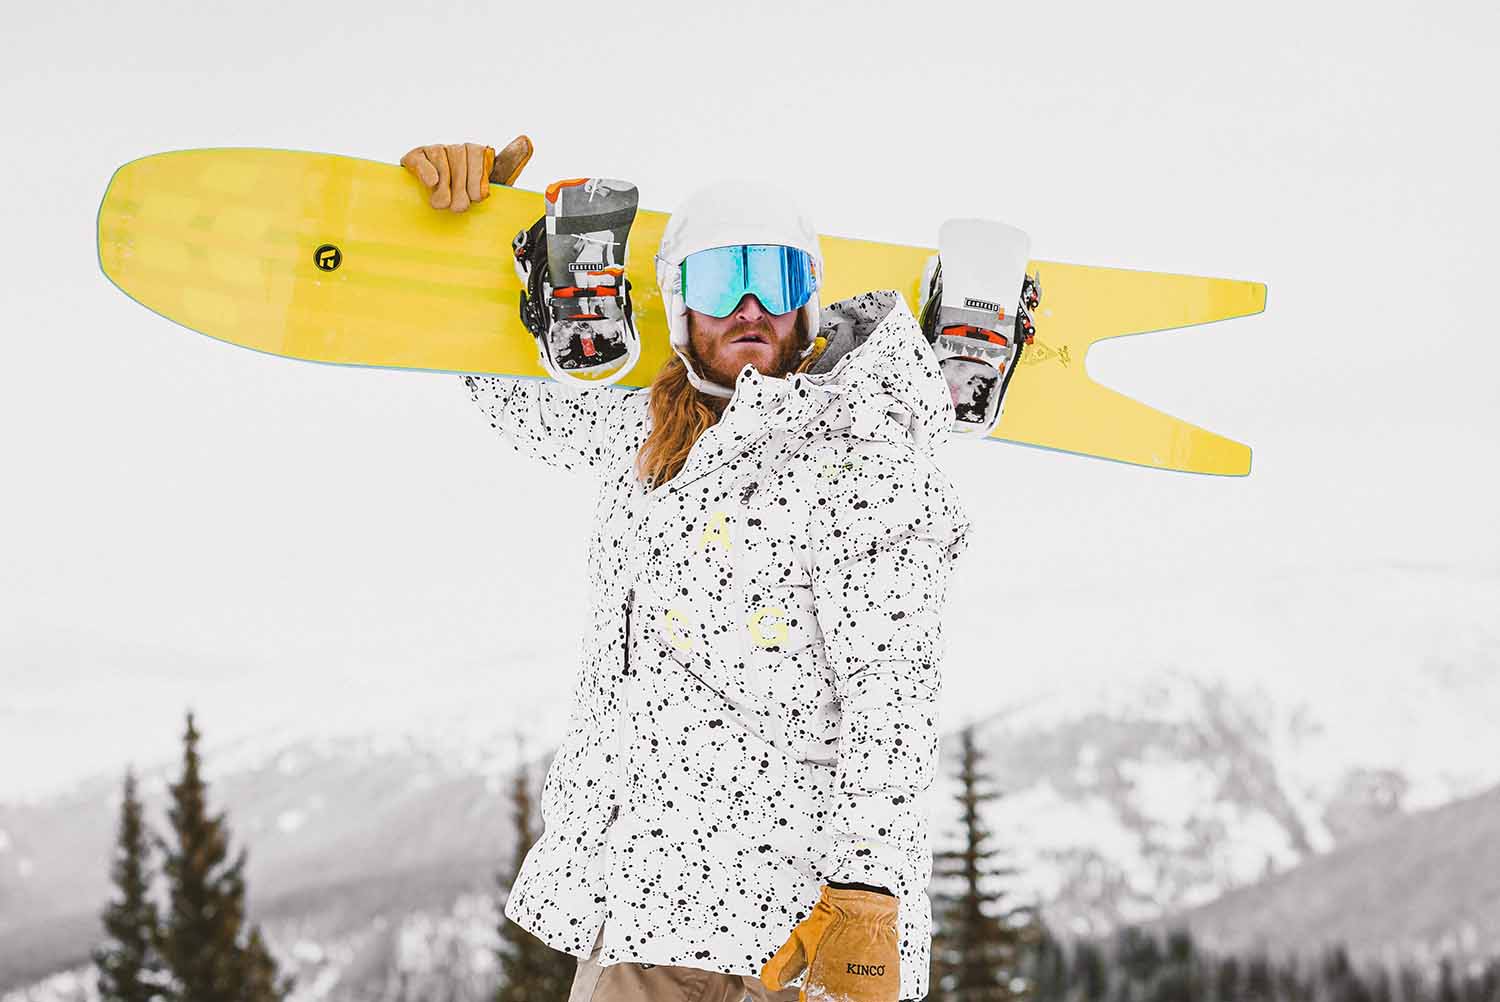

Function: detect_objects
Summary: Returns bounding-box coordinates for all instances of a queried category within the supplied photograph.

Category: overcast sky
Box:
[2,0,1497,800]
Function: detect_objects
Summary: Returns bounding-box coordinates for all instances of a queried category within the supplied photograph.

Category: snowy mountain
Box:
[4,663,1498,999]
[1145,780,1500,972]
[942,663,1500,943]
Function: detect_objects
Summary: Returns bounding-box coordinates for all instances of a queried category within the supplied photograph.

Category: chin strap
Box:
[675,333,825,400]
[673,344,736,398]
[670,318,824,401]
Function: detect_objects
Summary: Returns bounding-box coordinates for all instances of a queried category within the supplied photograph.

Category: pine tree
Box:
[1074,938,1111,1002]
[239,926,294,1002]
[1145,929,1203,1002]
[1480,960,1500,1002]
[1398,961,1427,1002]
[1438,959,1460,1002]
[930,725,1037,1002]
[95,768,168,1002]
[1114,926,1163,988]
[495,743,575,1002]
[1321,944,1375,1002]
[1275,953,1308,1002]
[1216,954,1244,1002]
[156,711,287,1002]
[1245,952,1275,1002]
[1024,924,1069,1002]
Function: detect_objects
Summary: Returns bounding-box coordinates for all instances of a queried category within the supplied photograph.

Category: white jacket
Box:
[466,291,972,1000]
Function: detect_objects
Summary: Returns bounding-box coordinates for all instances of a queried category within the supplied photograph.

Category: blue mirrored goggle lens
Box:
[745,244,814,316]
[680,245,815,318]
[680,247,746,318]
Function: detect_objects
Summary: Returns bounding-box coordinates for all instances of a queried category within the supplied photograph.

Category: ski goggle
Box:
[680,244,817,318]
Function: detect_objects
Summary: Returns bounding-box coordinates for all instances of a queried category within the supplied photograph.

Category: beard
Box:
[690,314,808,389]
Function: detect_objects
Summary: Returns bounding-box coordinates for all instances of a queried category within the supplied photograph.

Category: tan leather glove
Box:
[761,886,900,1002]
[400,135,534,212]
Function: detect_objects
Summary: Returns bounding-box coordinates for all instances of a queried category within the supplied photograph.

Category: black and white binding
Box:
[513,177,642,386]
[917,219,1041,437]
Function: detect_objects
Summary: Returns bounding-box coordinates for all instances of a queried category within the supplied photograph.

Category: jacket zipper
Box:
[622,587,634,678]
[608,587,634,828]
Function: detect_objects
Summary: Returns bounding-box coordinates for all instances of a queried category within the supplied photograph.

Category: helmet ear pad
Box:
[799,293,821,360]
[656,254,691,356]
[656,255,723,399]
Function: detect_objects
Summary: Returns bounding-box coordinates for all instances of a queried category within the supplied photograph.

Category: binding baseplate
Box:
[918,219,1041,437]
[514,177,642,386]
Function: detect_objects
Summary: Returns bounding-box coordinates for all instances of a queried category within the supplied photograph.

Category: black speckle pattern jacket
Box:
[463,291,972,998]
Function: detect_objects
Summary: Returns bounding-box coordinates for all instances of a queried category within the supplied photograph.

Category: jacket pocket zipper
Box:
[622,587,634,677]
[607,587,634,830]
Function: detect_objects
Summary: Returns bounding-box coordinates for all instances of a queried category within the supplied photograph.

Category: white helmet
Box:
[654,180,824,398]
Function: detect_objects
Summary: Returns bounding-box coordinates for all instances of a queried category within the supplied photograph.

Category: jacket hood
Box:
[724,290,955,456]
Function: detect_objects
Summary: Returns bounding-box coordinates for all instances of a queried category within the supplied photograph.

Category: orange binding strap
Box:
[545,178,594,203]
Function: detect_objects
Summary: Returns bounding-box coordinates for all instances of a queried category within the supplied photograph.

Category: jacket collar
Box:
[659,291,954,494]
[799,290,954,455]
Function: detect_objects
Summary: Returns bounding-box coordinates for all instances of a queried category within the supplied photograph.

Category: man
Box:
[403,137,972,1002]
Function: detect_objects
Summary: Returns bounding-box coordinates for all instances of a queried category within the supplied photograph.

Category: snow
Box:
[276,809,308,834]
[290,963,346,1001]
[392,893,501,977]
[1119,753,1220,848]
[1219,806,1300,884]
[992,778,1152,901]
[1,966,96,1002]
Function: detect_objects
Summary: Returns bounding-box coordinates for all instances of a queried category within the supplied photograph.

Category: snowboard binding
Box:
[918,219,1039,438]
[514,177,642,386]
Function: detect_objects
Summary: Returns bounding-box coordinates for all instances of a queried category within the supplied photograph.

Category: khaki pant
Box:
[568,928,801,1002]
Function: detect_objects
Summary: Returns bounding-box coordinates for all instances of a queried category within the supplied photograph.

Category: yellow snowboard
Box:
[97,149,1265,475]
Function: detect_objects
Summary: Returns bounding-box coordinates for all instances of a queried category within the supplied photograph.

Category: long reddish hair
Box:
[635,319,825,490]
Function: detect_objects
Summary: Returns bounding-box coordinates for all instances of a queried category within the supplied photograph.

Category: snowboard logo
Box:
[1018,340,1071,368]
[964,296,1004,317]
[313,244,342,272]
